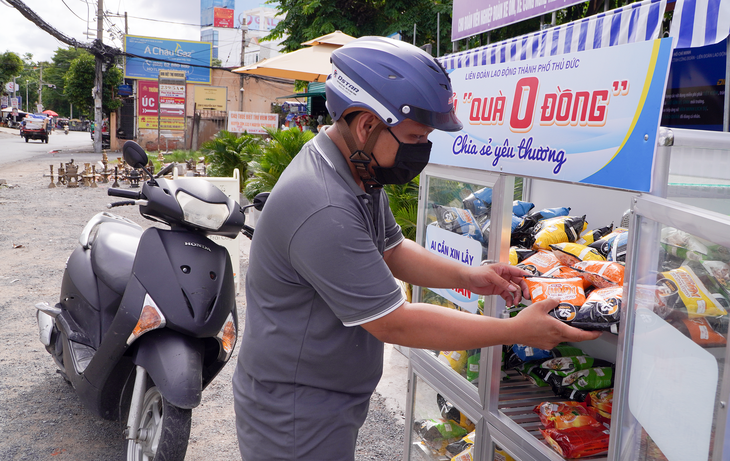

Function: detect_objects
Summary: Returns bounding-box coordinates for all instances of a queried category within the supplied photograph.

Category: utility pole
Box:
[239,24,248,112]
[38,63,43,110]
[93,0,104,153]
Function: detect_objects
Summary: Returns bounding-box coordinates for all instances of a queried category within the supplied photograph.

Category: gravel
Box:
[0,149,404,460]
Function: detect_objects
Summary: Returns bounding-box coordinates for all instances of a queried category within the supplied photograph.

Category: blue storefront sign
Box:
[125,35,212,84]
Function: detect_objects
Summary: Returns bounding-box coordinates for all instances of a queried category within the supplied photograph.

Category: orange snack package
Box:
[550,242,606,267]
[516,250,561,276]
[542,265,592,290]
[534,401,601,430]
[572,261,625,288]
[586,388,613,415]
[676,317,727,347]
[525,277,586,306]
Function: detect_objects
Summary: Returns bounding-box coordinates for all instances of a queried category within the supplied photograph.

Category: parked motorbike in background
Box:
[35,140,267,460]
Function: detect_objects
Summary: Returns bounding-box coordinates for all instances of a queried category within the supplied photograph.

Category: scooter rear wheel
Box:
[125,385,191,461]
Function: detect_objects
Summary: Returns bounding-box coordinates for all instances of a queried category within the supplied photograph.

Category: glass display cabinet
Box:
[404,128,730,461]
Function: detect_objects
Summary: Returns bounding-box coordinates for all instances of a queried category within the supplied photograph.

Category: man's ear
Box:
[353,112,381,145]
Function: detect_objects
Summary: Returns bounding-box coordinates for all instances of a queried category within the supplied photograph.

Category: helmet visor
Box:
[402,104,463,132]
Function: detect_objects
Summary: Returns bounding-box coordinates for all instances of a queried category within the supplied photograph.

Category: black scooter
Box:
[35,140,267,460]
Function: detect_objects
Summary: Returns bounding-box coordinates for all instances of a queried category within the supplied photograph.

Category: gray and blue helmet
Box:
[326,36,463,132]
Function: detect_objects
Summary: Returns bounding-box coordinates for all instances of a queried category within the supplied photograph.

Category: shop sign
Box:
[125,35,211,84]
[194,86,227,111]
[425,225,481,313]
[138,80,158,128]
[430,38,673,192]
[228,111,278,134]
[214,7,235,28]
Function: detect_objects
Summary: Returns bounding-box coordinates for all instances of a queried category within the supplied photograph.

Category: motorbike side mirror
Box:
[123,141,149,169]
[252,192,269,211]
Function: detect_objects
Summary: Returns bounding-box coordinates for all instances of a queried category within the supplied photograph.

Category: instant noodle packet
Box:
[577,224,614,245]
[533,215,588,250]
[525,276,586,306]
[540,356,614,377]
[549,286,622,333]
[572,261,625,288]
[517,250,561,275]
[534,401,601,430]
[673,317,727,347]
[542,265,592,290]
[550,242,606,266]
[433,205,485,245]
[509,246,538,266]
[660,266,728,317]
[586,389,613,415]
[540,426,610,459]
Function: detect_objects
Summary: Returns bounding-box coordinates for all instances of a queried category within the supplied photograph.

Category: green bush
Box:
[201,130,262,190]
[244,127,315,200]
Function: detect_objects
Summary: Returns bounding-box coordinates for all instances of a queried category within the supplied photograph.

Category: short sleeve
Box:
[289,205,405,326]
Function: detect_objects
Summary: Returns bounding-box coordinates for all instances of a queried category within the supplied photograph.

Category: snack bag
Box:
[513,200,535,217]
[517,250,561,276]
[450,447,474,461]
[577,224,614,245]
[541,426,610,458]
[549,286,622,333]
[586,388,613,415]
[572,261,625,288]
[466,349,480,383]
[660,266,728,317]
[525,276,586,306]
[606,231,628,262]
[439,350,468,375]
[540,356,614,377]
[542,265,592,290]
[555,367,614,391]
[589,227,628,257]
[516,362,550,387]
[433,205,486,245]
[438,394,476,432]
[672,317,727,347]
[509,246,537,266]
[462,187,492,218]
[550,242,606,266]
[634,283,674,319]
[534,401,601,430]
[414,418,469,454]
[445,431,475,458]
[533,215,588,250]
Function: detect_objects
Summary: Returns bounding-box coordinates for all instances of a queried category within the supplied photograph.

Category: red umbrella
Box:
[42,109,59,117]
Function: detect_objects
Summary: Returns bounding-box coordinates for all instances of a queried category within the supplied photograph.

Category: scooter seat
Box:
[90,221,143,295]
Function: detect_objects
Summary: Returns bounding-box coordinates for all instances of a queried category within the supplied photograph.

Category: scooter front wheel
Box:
[126,385,191,461]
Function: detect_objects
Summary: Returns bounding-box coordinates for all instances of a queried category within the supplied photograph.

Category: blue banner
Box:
[125,35,212,84]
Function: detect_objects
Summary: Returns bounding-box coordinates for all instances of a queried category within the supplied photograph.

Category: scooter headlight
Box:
[177,190,229,230]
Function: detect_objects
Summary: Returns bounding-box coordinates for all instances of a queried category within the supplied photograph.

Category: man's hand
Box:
[508,298,602,350]
[464,262,531,306]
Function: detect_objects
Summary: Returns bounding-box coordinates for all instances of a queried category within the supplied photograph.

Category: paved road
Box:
[0,127,96,166]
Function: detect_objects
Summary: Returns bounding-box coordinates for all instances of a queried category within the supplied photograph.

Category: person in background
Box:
[233,36,601,461]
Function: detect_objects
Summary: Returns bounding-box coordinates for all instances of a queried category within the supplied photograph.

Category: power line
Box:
[126,14,199,27]
[60,0,85,21]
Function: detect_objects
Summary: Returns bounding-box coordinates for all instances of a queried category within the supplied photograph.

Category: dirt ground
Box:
[0,145,404,460]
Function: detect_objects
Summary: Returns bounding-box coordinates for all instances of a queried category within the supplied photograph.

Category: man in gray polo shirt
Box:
[233,36,600,460]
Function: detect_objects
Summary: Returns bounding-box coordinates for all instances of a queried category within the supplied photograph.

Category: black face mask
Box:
[371,128,432,185]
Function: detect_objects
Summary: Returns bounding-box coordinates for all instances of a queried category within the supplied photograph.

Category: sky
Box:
[2,0,270,63]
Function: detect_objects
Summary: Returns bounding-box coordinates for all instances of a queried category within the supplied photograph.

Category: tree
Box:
[63,53,122,118]
[0,51,24,91]
[41,47,88,117]
[265,0,454,54]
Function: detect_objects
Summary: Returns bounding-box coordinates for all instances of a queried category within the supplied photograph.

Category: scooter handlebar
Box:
[108,188,142,200]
